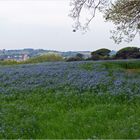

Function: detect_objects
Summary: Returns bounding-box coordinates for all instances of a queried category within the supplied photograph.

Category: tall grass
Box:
[0,60,19,65]
[1,88,140,139]
[78,60,140,71]
[0,60,140,138]
[102,60,140,69]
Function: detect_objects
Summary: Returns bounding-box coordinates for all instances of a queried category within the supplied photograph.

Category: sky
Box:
[0,0,139,51]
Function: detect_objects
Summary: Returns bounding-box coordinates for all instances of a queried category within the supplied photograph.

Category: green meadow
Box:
[0,60,140,139]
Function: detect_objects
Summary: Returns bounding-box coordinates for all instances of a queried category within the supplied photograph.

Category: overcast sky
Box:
[0,0,139,51]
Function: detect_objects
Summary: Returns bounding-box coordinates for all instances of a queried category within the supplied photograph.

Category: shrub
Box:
[66,56,82,62]
[25,53,63,63]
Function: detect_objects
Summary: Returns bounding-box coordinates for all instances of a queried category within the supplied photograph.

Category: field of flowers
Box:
[0,60,140,138]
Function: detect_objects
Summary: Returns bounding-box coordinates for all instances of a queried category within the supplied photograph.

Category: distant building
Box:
[22,54,29,61]
[0,54,29,61]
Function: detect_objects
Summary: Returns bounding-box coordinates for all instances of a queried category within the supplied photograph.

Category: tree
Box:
[105,0,140,43]
[76,53,84,59]
[91,48,111,56]
[70,0,140,43]
[116,47,140,59]
[91,48,111,60]
[66,53,84,62]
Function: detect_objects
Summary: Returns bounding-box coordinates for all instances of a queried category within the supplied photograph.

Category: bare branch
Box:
[70,0,140,43]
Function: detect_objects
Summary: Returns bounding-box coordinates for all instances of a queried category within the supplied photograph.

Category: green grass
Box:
[24,54,63,64]
[1,89,140,139]
[79,62,94,71]
[102,60,140,69]
[79,60,140,73]
[0,60,19,65]
[1,60,140,138]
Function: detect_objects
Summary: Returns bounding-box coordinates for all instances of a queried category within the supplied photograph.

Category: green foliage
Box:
[105,0,140,43]
[25,54,63,63]
[0,60,140,138]
[116,47,140,59]
[66,56,82,62]
[79,60,140,73]
[0,54,63,65]
[66,53,85,62]
[91,48,111,60]
[91,54,101,60]
[89,47,140,61]
[91,48,111,56]
[79,63,94,71]
[1,89,140,139]
[102,60,140,70]
[70,0,140,43]
[0,60,19,65]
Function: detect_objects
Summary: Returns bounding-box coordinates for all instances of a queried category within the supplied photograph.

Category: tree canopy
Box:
[116,47,140,59]
[70,0,140,43]
[91,48,111,56]
[91,48,111,60]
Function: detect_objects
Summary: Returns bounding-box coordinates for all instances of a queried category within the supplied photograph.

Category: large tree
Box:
[116,47,140,59]
[70,0,140,43]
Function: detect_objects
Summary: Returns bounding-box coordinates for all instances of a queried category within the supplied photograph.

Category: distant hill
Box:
[0,49,117,59]
[0,49,91,58]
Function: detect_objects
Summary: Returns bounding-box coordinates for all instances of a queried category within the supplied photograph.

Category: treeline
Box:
[66,47,140,61]
[0,47,140,65]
